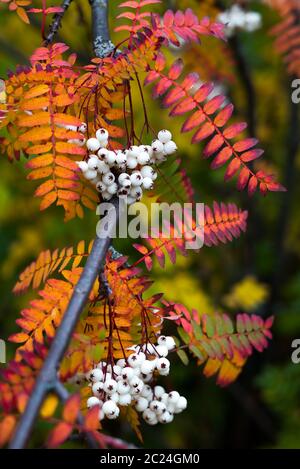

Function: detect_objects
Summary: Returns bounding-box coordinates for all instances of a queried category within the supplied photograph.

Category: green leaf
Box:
[191,320,204,340]
[189,344,205,361]
[204,315,215,338]
[177,349,189,365]
[177,326,191,345]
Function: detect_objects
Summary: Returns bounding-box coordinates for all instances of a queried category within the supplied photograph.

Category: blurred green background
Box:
[1,0,300,448]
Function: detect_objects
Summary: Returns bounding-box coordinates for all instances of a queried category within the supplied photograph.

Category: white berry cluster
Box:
[217,5,262,37]
[76,128,178,205]
[85,335,187,425]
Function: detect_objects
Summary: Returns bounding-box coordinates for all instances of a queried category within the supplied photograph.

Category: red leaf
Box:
[181,110,205,133]
[211,147,233,169]
[194,82,214,102]
[192,122,215,143]
[203,135,224,158]
[241,149,264,162]
[224,122,247,139]
[181,73,199,91]
[248,176,258,196]
[214,104,234,127]
[47,422,73,448]
[0,416,16,447]
[155,52,166,72]
[170,97,196,116]
[163,86,185,107]
[224,158,241,181]
[237,167,251,190]
[84,406,100,431]
[233,138,258,152]
[63,394,80,424]
[204,95,226,115]
[168,59,184,80]
[152,77,172,98]
[164,10,174,27]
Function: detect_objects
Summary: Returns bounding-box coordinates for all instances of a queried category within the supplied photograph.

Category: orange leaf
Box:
[0,416,16,447]
[26,154,54,169]
[84,406,100,431]
[53,114,82,127]
[40,191,57,210]
[56,155,80,171]
[63,394,81,424]
[9,332,29,343]
[16,393,28,413]
[21,96,50,111]
[16,7,30,24]
[27,167,53,180]
[47,421,73,448]
[26,142,53,155]
[56,142,86,155]
[24,85,49,100]
[20,126,52,142]
[18,112,50,127]
[54,94,76,107]
[35,180,55,197]
[57,189,80,201]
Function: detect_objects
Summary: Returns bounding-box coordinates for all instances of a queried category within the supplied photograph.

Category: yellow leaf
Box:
[77,240,85,255]
[40,394,59,419]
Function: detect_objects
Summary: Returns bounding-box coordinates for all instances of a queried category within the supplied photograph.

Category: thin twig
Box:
[44,0,74,46]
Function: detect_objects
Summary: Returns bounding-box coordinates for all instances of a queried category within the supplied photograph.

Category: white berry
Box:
[97,161,110,174]
[158,129,172,144]
[142,177,154,190]
[87,138,101,152]
[102,172,115,185]
[107,182,118,195]
[164,140,177,155]
[118,393,132,406]
[135,397,149,412]
[137,151,150,165]
[87,397,101,408]
[96,128,109,142]
[151,139,164,153]
[155,345,169,358]
[117,380,131,395]
[77,161,88,172]
[85,169,98,180]
[130,172,143,187]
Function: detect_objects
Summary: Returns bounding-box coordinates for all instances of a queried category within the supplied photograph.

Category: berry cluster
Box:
[76,128,178,205]
[84,336,187,425]
[218,5,262,37]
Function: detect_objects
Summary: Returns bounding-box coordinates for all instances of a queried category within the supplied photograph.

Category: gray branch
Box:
[9,199,119,448]
[89,0,115,57]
